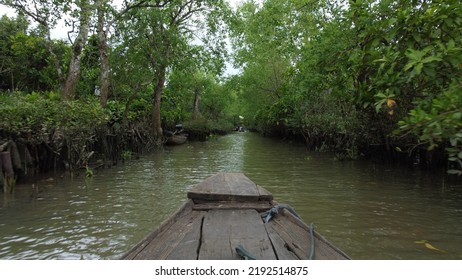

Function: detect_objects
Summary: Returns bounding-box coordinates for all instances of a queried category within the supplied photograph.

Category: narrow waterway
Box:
[1,132,461,259]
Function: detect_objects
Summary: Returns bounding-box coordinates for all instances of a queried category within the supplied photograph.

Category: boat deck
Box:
[122,173,349,260]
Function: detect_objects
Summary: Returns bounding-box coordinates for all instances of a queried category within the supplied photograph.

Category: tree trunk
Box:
[61,1,91,100]
[62,55,83,100]
[1,151,15,193]
[192,88,201,120]
[151,68,166,142]
[10,71,14,91]
[0,156,3,189]
[97,0,109,107]
[44,28,66,91]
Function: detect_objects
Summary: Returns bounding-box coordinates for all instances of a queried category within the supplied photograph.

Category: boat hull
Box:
[121,173,350,260]
[165,134,188,145]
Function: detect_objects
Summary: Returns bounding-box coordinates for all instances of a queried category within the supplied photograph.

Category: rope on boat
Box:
[235,205,315,260]
[308,222,315,260]
[261,204,303,223]
[235,244,257,260]
[261,204,316,260]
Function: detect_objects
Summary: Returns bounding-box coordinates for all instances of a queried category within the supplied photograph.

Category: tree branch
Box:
[2,0,47,27]
[117,0,169,19]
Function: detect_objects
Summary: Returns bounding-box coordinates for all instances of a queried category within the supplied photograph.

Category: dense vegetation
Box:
[230,0,462,173]
[0,0,461,182]
[0,1,237,180]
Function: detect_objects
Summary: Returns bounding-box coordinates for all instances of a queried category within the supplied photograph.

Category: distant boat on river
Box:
[165,133,188,145]
[164,124,188,145]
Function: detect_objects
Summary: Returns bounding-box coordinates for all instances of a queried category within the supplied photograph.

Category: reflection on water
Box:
[1,132,461,259]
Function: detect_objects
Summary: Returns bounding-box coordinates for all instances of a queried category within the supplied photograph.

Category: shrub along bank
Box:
[0,92,153,187]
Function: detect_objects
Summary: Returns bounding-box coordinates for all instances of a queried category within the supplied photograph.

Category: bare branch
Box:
[117,0,169,20]
[67,20,76,45]
[171,0,206,26]
[2,0,48,27]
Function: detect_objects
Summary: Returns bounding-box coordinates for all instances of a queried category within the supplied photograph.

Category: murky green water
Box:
[1,132,461,259]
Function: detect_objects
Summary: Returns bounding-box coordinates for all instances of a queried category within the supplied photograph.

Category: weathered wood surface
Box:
[188,173,273,202]
[199,209,276,260]
[265,209,349,260]
[192,201,274,212]
[133,210,205,260]
[122,173,350,260]
[122,199,194,259]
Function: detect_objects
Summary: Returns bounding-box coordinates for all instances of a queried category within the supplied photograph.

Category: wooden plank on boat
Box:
[311,231,350,260]
[122,200,194,260]
[192,201,273,212]
[133,210,206,260]
[256,185,273,201]
[165,211,205,260]
[266,210,349,260]
[199,209,276,260]
[265,225,299,260]
[188,173,273,202]
[265,213,311,259]
[279,209,350,259]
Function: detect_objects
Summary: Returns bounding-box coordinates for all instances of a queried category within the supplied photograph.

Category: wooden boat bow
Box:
[121,173,350,260]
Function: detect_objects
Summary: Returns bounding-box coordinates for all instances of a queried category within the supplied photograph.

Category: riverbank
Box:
[0,92,239,191]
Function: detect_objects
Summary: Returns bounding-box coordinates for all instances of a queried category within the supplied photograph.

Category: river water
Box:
[1,132,461,259]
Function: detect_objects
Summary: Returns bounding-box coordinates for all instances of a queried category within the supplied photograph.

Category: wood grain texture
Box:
[265,209,350,260]
[188,173,273,202]
[133,210,205,260]
[265,213,311,259]
[121,199,194,259]
[192,201,273,212]
[199,209,276,260]
[265,224,299,260]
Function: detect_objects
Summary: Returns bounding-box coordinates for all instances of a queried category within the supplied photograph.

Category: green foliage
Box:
[229,0,462,167]
[0,91,110,169]
[231,0,362,155]
[0,91,108,143]
[350,0,462,168]
[85,166,94,178]
[208,118,235,135]
[1,0,461,174]
[349,0,461,105]
[230,0,305,132]
[77,35,100,98]
[162,68,238,133]
[183,117,234,138]
[398,82,462,174]
[0,15,64,92]
[121,150,133,160]
[112,0,231,139]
